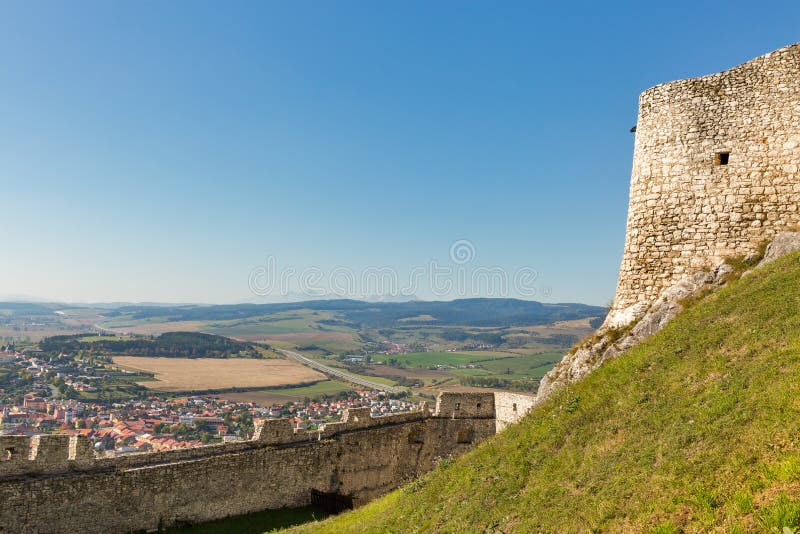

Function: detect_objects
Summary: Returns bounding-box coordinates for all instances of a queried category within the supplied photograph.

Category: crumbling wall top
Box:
[434,392,495,419]
[1,392,496,478]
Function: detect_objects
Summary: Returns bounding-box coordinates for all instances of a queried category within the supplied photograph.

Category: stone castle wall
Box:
[494,392,537,431]
[608,42,800,326]
[0,391,532,533]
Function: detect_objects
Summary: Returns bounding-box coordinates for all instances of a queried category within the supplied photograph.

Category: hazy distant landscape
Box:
[5,2,800,532]
[1,298,604,399]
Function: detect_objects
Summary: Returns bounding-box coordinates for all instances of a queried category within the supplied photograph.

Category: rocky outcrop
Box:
[756,231,800,267]
[536,263,726,402]
[537,232,800,404]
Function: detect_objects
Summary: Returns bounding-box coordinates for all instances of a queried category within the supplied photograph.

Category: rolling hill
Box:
[100,298,605,328]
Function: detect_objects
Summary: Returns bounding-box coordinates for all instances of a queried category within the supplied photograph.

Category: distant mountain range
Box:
[0,298,606,330]
[97,298,606,328]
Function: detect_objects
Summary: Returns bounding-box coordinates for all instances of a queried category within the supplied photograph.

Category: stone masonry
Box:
[0,391,533,533]
[536,43,800,402]
[607,42,800,327]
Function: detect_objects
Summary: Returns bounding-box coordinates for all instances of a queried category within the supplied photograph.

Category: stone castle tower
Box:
[607,42,800,327]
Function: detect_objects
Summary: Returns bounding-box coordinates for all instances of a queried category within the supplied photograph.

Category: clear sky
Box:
[1,1,799,305]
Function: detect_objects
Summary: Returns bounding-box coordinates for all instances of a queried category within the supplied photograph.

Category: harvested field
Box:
[364,365,450,380]
[112,357,325,392]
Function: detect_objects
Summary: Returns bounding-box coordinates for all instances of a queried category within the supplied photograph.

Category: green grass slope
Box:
[293,252,800,533]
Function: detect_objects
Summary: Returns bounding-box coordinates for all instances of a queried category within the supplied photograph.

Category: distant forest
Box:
[39,332,259,359]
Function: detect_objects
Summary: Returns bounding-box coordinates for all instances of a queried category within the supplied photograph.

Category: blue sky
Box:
[1,1,799,305]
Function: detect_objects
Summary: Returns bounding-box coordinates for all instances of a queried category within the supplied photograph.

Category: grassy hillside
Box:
[293,251,800,533]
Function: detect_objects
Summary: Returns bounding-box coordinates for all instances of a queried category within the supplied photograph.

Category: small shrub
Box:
[725,240,769,276]
[438,457,454,470]
[604,326,626,344]
[406,478,424,494]
[564,396,581,414]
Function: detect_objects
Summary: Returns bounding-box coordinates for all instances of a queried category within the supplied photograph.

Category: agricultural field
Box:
[0,304,110,342]
[98,309,363,351]
[265,333,362,354]
[451,352,562,379]
[4,298,602,398]
[95,300,602,354]
[340,350,565,395]
[320,364,399,387]
[113,357,326,392]
[96,319,210,335]
[491,353,560,376]
[363,351,559,381]
[217,380,354,405]
[370,351,508,368]
[360,365,449,382]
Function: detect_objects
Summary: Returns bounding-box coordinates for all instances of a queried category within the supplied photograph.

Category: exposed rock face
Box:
[537,231,800,403]
[536,262,733,402]
[757,231,800,266]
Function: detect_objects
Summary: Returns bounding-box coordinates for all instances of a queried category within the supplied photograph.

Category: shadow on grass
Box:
[165,505,332,534]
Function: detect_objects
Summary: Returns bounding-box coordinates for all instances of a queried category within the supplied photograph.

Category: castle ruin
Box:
[0,391,534,533]
[4,41,798,534]
[607,42,800,326]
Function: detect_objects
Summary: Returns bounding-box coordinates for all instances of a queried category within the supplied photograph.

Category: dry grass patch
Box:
[113,357,325,391]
